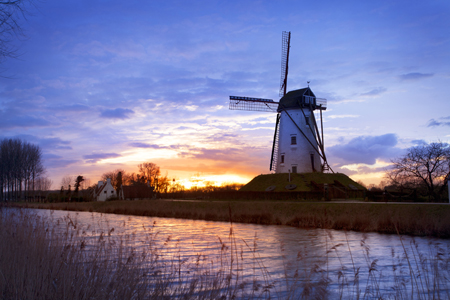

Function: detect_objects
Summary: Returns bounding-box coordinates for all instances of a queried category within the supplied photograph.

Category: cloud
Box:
[205,133,240,143]
[100,108,134,120]
[129,142,162,149]
[328,134,401,165]
[427,118,450,127]
[1,134,72,150]
[129,142,182,149]
[411,139,427,145]
[0,110,52,129]
[398,73,433,81]
[38,137,72,150]
[328,115,359,119]
[179,147,247,162]
[43,154,79,169]
[83,152,122,163]
[360,87,387,96]
[334,164,388,176]
[52,104,91,112]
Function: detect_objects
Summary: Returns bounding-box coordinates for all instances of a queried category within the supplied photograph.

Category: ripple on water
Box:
[26,208,450,299]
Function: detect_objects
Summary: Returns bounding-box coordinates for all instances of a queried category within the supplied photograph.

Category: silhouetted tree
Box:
[0,138,45,201]
[138,162,160,190]
[60,175,73,190]
[137,162,175,193]
[74,175,84,193]
[0,1,34,64]
[157,172,170,193]
[387,142,450,201]
[101,169,130,190]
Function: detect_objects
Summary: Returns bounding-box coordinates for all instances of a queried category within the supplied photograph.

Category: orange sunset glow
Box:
[0,0,448,190]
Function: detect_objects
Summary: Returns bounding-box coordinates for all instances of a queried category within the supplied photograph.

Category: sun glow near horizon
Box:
[177,174,251,190]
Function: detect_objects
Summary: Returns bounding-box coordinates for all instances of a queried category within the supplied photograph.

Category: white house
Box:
[93,178,116,201]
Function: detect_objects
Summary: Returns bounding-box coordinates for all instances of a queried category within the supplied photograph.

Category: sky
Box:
[0,0,449,189]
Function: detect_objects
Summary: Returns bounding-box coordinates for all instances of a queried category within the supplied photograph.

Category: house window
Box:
[292,166,297,173]
[304,96,315,106]
[291,135,297,145]
[280,154,285,164]
[104,191,107,194]
[111,190,114,194]
[305,116,310,126]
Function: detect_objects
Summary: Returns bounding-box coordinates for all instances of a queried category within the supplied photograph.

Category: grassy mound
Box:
[240,172,365,192]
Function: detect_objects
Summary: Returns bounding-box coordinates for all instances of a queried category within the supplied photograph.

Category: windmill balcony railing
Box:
[316,98,327,109]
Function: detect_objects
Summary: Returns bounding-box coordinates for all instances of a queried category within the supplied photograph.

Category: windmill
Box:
[229,31,332,174]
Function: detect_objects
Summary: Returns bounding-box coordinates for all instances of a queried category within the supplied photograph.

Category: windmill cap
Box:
[277,87,316,111]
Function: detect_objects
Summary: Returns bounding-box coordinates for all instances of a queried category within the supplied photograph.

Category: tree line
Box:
[100,162,171,194]
[99,162,243,196]
[0,138,48,201]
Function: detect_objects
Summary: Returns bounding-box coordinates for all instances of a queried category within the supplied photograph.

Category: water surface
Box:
[30,208,450,298]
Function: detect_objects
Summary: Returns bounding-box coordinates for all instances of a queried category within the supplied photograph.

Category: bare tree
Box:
[60,175,73,191]
[138,162,160,190]
[0,138,45,201]
[101,169,130,190]
[82,177,90,190]
[35,176,52,191]
[386,142,450,201]
[0,0,34,64]
[157,172,170,194]
[169,178,185,193]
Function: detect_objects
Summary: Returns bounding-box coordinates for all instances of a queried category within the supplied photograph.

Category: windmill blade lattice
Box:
[229,96,279,112]
[279,31,291,97]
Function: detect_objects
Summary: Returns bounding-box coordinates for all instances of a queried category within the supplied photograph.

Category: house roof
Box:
[121,185,153,199]
[93,179,116,198]
[93,182,107,197]
[277,87,316,111]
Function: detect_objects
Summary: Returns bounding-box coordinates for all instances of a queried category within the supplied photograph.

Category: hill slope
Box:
[240,173,365,192]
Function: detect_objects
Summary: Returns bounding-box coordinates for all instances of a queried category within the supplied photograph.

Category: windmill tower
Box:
[229,31,332,174]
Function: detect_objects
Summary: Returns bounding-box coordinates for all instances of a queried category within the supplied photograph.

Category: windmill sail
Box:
[270,113,281,171]
[279,31,291,97]
[229,96,279,112]
[270,30,290,171]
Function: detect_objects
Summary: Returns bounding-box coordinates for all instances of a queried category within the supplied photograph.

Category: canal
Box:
[28,208,450,299]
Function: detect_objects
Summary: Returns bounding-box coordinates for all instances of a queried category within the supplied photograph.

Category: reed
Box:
[1,208,450,299]
[13,200,450,238]
[0,208,280,299]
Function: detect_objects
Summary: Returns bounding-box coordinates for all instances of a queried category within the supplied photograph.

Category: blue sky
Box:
[1,0,449,188]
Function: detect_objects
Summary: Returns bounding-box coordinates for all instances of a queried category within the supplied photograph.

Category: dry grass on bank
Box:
[2,208,450,299]
[14,200,450,238]
[0,208,279,299]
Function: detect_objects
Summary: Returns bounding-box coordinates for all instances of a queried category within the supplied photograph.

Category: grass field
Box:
[12,200,450,238]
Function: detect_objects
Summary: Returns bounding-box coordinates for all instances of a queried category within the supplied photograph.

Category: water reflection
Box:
[33,209,450,298]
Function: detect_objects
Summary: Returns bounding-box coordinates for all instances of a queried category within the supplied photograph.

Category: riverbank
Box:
[10,199,450,238]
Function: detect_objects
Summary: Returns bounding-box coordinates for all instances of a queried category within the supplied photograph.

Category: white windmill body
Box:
[229,31,332,174]
[275,88,322,173]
